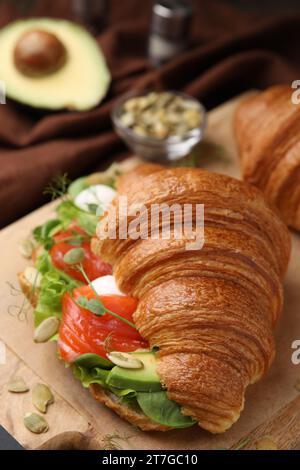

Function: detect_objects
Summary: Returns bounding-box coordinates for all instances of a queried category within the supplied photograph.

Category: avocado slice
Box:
[0,18,110,111]
[106,352,162,392]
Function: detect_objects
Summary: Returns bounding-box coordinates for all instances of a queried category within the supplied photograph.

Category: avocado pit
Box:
[14,29,67,77]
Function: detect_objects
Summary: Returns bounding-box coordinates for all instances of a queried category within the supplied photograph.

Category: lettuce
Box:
[72,358,196,429]
[73,365,109,388]
[56,200,98,236]
[136,391,196,428]
[33,219,62,250]
[34,254,79,327]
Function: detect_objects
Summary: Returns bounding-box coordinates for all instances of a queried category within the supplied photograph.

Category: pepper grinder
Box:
[148,0,193,66]
[72,0,109,33]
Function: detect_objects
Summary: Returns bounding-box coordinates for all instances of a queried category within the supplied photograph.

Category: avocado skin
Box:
[106,352,162,392]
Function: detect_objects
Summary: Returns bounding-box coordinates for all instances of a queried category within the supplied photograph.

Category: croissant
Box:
[234,84,300,231]
[93,166,290,433]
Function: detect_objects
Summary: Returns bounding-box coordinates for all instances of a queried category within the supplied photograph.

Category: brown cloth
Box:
[1,0,300,227]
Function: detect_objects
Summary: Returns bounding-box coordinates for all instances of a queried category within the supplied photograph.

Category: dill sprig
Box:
[44,173,71,201]
[102,432,134,450]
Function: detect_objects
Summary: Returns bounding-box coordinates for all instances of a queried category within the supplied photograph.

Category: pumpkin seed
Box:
[120,92,203,139]
[24,266,42,288]
[24,412,49,434]
[18,238,34,259]
[63,247,85,265]
[107,351,144,369]
[7,376,29,393]
[34,317,60,343]
[255,436,278,450]
[32,383,54,413]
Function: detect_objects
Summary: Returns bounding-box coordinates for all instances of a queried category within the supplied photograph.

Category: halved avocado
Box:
[0,18,111,111]
[106,352,162,392]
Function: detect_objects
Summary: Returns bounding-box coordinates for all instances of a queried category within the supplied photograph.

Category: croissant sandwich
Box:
[19,163,290,434]
[234,84,300,231]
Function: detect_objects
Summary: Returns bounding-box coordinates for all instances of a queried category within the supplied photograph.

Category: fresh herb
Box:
[229,437,251,450]
[63,247,85,265]
[77,262,136,329]
[34,254,79,327]
[33,219,62,250]
[104,332,115,354]
[44,173,71,201]
[102,432,134,451]
[62,251,136,329]
[77,296,105,315]
[57,200,98,236]
[74,353,113,370]
[7,295,31,323]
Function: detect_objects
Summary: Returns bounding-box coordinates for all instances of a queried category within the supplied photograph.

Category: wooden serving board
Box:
[1,94,300,450]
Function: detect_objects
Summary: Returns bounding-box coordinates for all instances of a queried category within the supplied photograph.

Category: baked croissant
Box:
[234,84,300,231]
[93,166,290,433]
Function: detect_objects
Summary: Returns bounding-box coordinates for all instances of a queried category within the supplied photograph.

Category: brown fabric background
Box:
[1,0,300,227]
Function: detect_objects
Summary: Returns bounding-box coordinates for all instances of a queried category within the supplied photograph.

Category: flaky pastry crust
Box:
[234,85,300,231]
[94,166,290,433]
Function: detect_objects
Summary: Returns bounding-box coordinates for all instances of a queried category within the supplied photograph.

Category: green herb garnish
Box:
[63,250,136,329]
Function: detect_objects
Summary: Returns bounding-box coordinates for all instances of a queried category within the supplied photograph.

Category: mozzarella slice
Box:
[74,184,116,213]
[91,275,124,296]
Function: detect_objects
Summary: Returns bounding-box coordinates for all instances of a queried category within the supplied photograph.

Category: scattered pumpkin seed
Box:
[24,266,42,288]
[32,383,54,413]
[107,351,144,369]
[24,412,49,434]
[120,92,203,140]
[255,436,278,450]
[7,376,29,393]
[34,316,60,343]
[63,247,85,265]
[18,238,35,259]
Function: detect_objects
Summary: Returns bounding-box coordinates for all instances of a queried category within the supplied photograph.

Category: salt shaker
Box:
[148,0,193,66]
[72,0,109,33]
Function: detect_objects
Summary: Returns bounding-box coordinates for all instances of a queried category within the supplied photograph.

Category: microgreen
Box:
[102,432,134,451]
[62,249,136,329]
[77,296,106,316]
[44,173,71,201]
[33,219,62,250]
[63,247,85,265]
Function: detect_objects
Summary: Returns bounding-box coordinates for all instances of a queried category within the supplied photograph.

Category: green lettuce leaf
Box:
[68,177,89,198]
[136,391,196,428]
[74,353,113,370]
[57,200,98,236]
[34,254,79,327]
[73,365,109,388]
[33,219,62,250]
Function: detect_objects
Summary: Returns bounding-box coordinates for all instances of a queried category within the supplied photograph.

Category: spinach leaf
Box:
[136,391,196,428]
[74,353,113,370]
